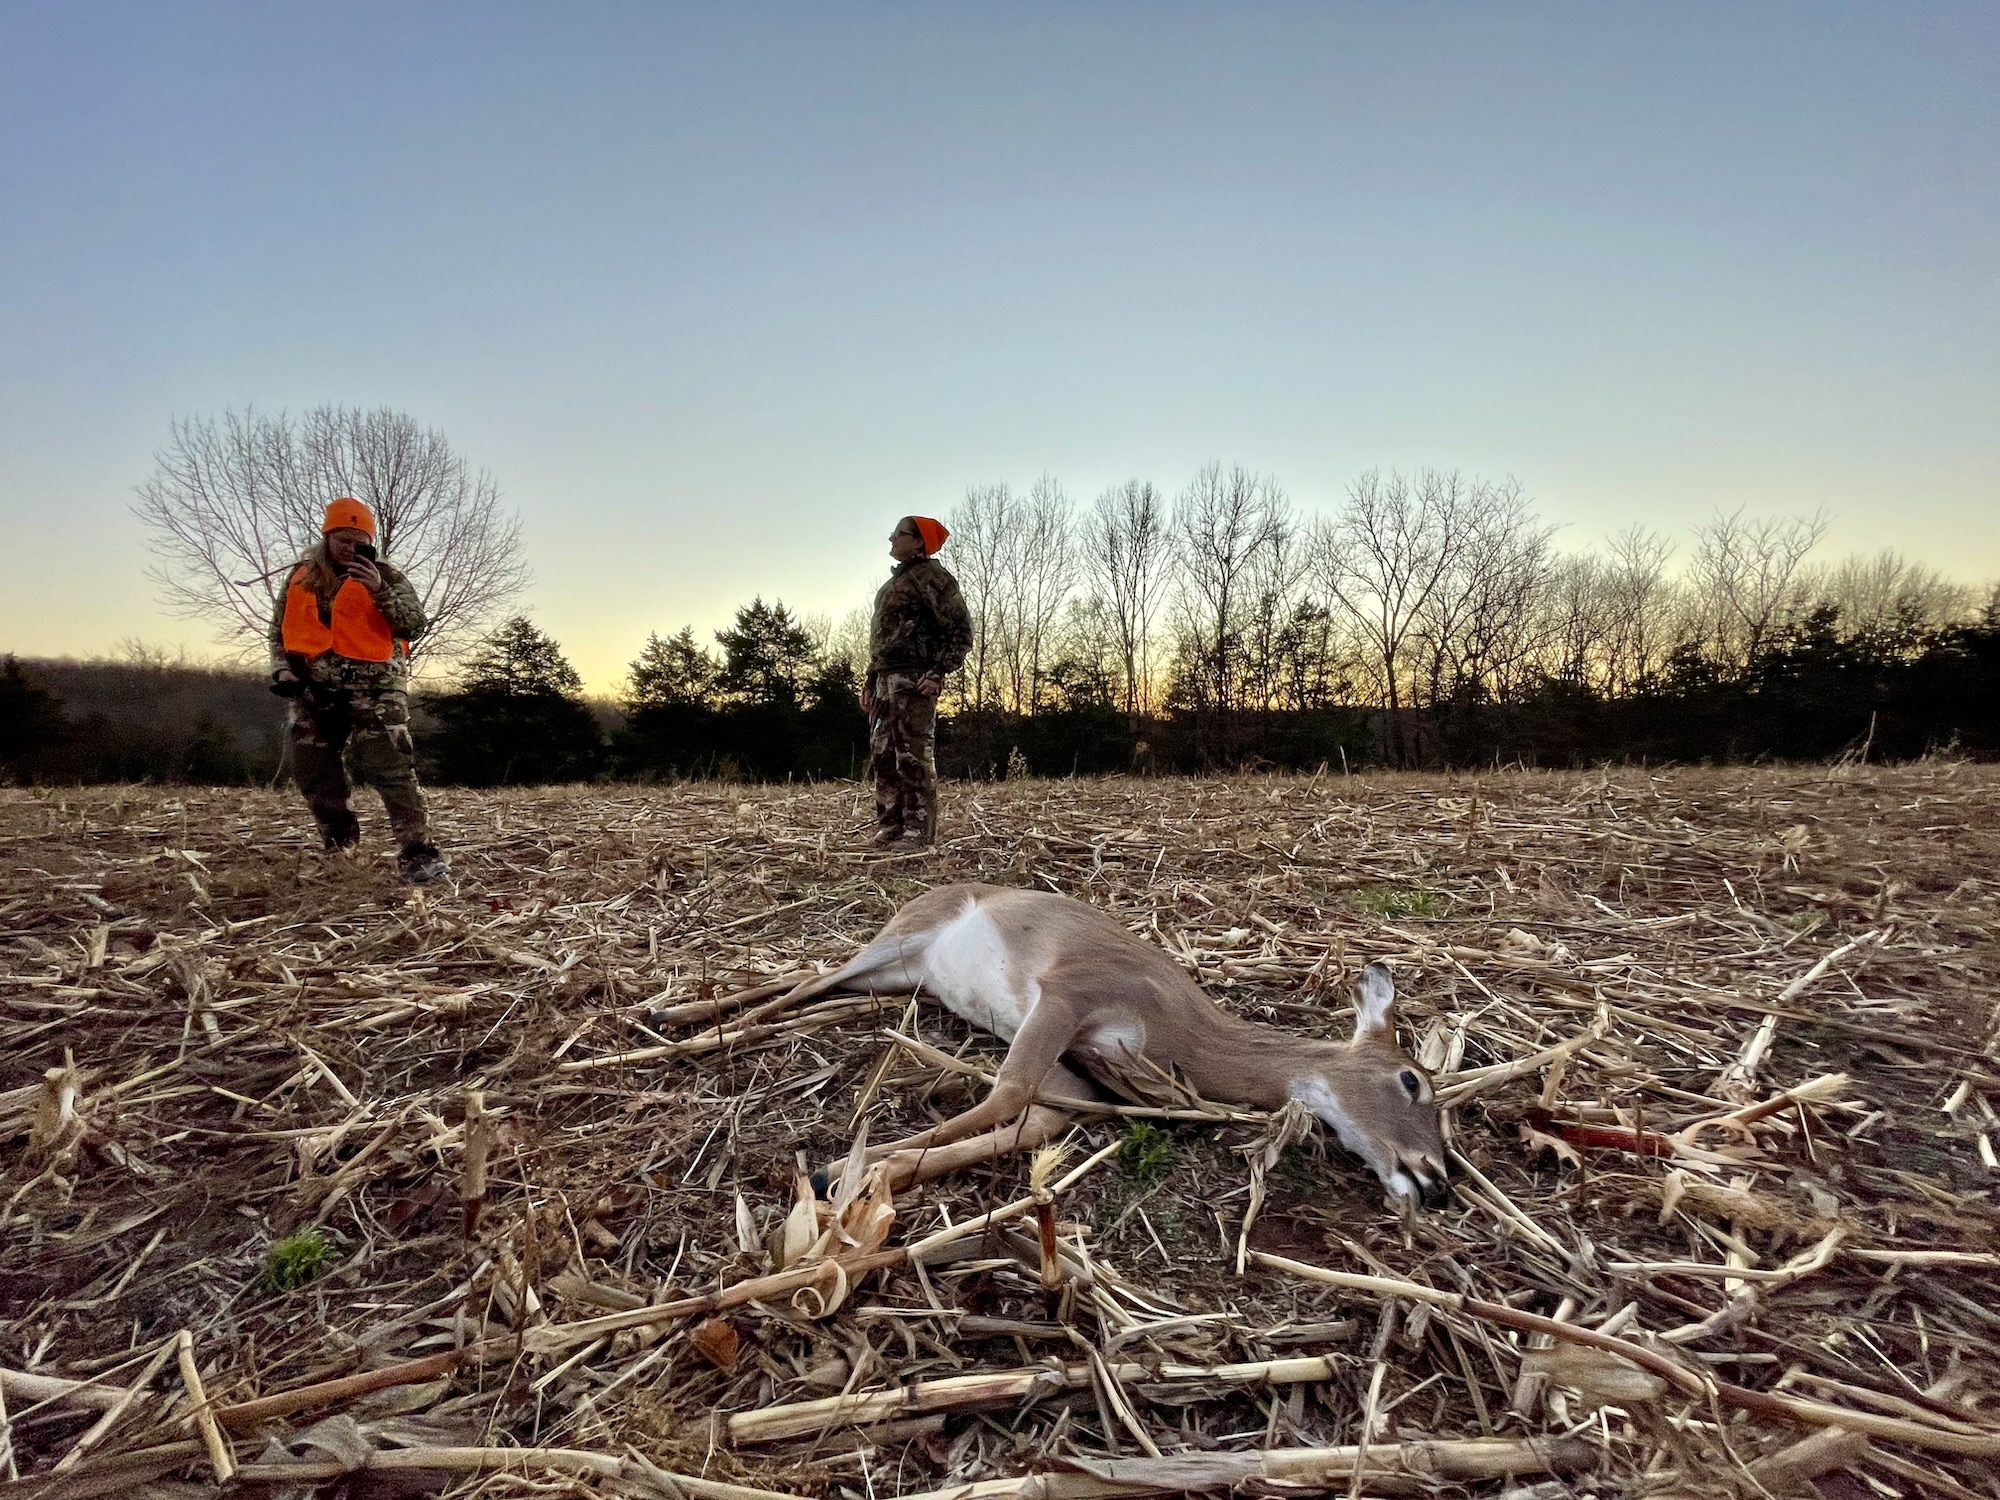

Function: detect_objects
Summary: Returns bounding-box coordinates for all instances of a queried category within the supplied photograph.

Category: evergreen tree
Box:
[627,627,721,711]
[806,655,864,714]
[716,599,819,707]
[461,617,584,696]
[426,618,603,785]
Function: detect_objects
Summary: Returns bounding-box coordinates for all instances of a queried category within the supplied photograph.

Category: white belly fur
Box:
[921,900,1037,1040]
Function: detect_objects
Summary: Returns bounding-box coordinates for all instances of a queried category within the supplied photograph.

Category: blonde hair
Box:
[293,541,344,597]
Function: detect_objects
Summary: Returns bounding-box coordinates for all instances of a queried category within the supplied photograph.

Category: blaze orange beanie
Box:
[322,497,377,538]
[911,516,949,554]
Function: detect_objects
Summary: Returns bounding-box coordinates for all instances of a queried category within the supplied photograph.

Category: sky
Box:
[2,2,1996,691]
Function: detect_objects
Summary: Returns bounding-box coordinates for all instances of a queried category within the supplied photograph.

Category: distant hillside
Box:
[4,657,284,783]
[0,656,633,786]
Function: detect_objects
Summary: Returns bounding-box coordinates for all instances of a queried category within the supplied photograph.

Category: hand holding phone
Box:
[345,544,383,588]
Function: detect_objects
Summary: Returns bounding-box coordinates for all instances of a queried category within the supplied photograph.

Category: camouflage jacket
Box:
[267,547,428,692]
[869,557,973,680]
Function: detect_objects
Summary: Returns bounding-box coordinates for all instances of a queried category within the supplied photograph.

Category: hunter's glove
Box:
[269,669,306,698]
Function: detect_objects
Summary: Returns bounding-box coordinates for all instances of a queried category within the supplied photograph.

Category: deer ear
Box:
[1352,963,1397,1041]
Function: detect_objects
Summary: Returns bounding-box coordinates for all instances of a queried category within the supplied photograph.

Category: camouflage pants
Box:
[869,676,939,843]
[288,686,431,850]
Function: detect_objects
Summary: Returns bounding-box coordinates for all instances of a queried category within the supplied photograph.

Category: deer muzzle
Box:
[1402,1154,1453,1210]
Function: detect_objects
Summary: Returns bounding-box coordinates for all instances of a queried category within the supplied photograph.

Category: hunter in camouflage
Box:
[268,498,447,882]
[865,516,973,848]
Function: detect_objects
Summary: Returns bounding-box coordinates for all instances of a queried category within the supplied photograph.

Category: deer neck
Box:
[1165,1008,1352,1113]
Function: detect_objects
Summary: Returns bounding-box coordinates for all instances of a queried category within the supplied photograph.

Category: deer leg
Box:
[867,999,1077,1158]
[772,930,931,1010]
[672,937,928,1045]
[877,1062,1096,1191]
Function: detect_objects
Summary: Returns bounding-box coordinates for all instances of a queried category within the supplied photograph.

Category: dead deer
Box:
[780,883,1450,1211]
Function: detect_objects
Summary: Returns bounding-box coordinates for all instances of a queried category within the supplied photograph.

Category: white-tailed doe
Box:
[784,883,1450,1211]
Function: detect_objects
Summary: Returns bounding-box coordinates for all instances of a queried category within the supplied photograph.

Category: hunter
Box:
[864,515,973,849]
[269,497,448,883]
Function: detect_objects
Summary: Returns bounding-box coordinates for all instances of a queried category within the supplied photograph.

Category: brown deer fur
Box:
[781,884,1450,1209]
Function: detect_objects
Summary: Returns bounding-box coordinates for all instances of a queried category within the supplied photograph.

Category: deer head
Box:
[1289,963,1452,1210]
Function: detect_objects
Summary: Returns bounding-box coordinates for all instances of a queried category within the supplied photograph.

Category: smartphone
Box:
[352,541,378,563]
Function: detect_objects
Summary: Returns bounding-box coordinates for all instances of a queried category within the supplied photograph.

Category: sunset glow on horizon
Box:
[3,3,1994,691]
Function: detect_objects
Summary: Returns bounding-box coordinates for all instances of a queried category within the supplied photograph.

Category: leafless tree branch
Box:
[132,405,528,666]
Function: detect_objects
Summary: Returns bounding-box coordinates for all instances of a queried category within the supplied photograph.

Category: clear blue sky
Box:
[3,3,1995,689]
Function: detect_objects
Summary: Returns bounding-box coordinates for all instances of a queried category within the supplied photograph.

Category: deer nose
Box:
[1406,1155,1453,1210]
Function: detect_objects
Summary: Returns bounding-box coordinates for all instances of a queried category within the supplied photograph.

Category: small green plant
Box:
[1353,885,1449,921]
[1118,1121,1177,1185]
[1783,909,1827,935]
[260,1229,335,1292]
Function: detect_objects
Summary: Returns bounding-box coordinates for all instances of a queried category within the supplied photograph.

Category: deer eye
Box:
[1399,1070,1422,1097]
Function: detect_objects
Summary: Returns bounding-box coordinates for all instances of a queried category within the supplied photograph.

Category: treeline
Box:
[7,465,2000,786]
[0,603,874,788]
[7,597,1999,788]
[597,467,2000,774]
[932,468,1997,754]
[341,573,2000,782]
[419,608,870,785]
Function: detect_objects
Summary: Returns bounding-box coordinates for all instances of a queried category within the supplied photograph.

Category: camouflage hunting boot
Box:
[398,840,449,885]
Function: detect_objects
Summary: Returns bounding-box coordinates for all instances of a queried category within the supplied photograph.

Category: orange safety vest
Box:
[281,570,403,663]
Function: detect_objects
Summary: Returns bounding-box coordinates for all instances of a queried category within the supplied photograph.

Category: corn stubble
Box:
[1,763,1997,1497]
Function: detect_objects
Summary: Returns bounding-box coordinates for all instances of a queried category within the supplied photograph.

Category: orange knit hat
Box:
[911,516,949,554]
[322,497,377,539]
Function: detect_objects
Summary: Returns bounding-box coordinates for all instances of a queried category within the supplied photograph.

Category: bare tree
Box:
[133,408,312,647]
[1688,508,1829,672]
[1408,477,1556,706]
[944,482,1013,711]
[1535,552,1610,691]
[1599,526,1682,694]
[1044,596,1123,710]
[1080,479,1170,715]
[1311,469,1473,762]
[134,405,527,664]
[1169,464,1289,713]
[811,606,873,682]
[1818,550,1978,646]
[964,477,1074,714]
[1238,507,1309,711]
[1006,476,1075,714]
[1269,599,1355,711]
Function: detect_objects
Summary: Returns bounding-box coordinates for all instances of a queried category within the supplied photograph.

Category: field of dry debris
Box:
[3,763,1998,1500]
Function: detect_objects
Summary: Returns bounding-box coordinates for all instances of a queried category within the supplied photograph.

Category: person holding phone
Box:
[268,497,447,883]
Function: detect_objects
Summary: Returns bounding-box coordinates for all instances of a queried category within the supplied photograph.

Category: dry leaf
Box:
[801,1354,851,1389]
[1679,1178,1818,1235]
[295,1412,374,1467]
[692,1317,740,1369]
[1518,1120,1582,1169]
[28,1063,87,1168]
[827,1161,896,1258]
[791,1259,850,1319]
[777,1173,820,1270]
